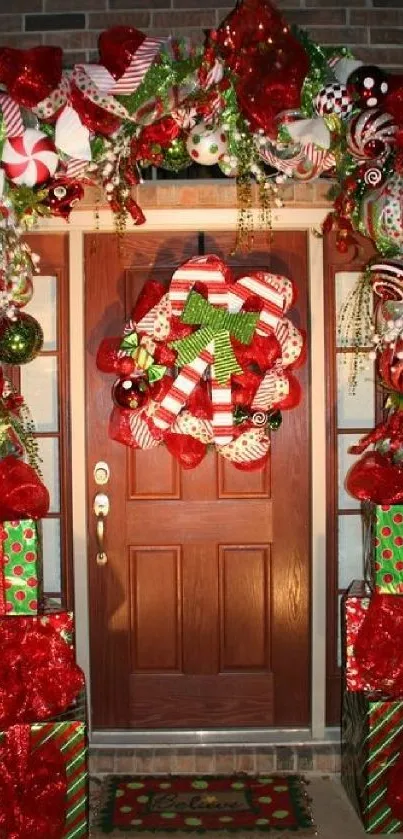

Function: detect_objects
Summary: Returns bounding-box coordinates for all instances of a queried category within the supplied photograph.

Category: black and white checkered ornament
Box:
[314,83,353,119]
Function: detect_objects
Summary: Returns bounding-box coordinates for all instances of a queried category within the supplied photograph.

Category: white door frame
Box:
[38,207,329,744]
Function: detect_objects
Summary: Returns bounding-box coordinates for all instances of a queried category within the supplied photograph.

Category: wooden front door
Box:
[85,230,310,730]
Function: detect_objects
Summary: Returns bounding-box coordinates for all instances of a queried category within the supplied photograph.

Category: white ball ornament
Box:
[1,128,59,187]
[186,122,228,166]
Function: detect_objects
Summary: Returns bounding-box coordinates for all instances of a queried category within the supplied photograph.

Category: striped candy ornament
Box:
[257,141,335,180]
[1,129,59,187]
[347,109,397,160]
[30,720,88,838]
[369,259,403,301]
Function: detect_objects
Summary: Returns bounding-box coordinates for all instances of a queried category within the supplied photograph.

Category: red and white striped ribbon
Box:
[129,409,160,449]
[227,272,287,337]
[108,37,166,94]
[169,254,231,315]
[275,319,304,367]
[0,93,23,137]
[251,361,289,411]
[64,158,89,180]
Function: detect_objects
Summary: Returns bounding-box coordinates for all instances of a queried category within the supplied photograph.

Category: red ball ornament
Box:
[45,178,84,219]
[112,376,149,410]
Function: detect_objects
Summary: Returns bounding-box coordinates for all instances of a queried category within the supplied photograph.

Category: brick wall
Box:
[1,0,402,72]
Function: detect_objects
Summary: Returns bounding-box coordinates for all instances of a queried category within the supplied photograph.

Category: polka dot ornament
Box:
[186,122,228,166]
[314,83,353,119]
[1,128,59,187]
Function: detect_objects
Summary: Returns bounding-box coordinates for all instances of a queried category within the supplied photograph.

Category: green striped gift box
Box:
[342,689,403,833]
[30,720,88,838]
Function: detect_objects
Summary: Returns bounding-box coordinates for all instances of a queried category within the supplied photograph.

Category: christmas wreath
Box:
[97,254,305,470]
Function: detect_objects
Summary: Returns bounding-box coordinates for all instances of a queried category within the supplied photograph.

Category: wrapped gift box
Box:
[342,689,403,833]
[0,718,88,838]
[0,518,42,614]
[363,503,403,595]
[0,612,85,728]
[342,580,371,692]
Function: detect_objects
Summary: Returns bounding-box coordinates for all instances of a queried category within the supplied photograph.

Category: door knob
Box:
[93,492,109,566]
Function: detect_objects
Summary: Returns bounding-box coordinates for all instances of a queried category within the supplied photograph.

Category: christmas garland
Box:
[0,0,400,258]
[96,254,305,470]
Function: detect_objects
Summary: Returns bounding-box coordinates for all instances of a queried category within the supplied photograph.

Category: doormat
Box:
[94,774,315,834]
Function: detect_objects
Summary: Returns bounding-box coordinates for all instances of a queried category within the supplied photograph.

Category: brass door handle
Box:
[93,492,109,566]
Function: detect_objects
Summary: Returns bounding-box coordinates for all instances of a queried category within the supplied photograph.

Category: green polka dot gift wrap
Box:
[0,519,42,615]
[365,505,403,595]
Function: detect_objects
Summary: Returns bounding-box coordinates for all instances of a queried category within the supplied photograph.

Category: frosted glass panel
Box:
[20,356,58,432]
[337,354,375,428]
[335,272,372,348]
[338,433,362,511]
[24,276,57,351]
[338,514,364,588]
[42,518,61,592]
[37,437,60,513]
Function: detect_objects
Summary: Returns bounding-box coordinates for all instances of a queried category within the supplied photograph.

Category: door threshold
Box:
[91,727,340,748]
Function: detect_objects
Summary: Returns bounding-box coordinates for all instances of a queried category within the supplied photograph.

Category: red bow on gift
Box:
[0,619,85,728]
[0,724,67,839]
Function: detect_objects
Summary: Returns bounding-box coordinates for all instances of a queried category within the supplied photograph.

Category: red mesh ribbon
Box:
[354,593,403,696]
[0,457,50,521]
[346,412,403,503]
[0,619,85,728]
[0,724,67,838]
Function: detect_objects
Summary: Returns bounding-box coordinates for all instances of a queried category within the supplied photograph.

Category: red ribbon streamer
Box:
[0,724,67,838]
[0,619,85,728]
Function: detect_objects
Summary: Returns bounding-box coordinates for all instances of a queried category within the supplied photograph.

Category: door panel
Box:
[85,230,310,729]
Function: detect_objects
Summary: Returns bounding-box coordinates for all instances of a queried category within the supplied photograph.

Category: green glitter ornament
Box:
[159,138,192,172]
[0,313,43,365]
[267,410,282,431]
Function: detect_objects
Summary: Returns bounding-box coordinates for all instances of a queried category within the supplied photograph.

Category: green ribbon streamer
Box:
[171,291,259,385]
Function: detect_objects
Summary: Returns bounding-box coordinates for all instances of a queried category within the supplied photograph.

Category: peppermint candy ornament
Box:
[314,83,353,119]
[347,109,396,159]
[1,128,59,187]
[186,122,228,166]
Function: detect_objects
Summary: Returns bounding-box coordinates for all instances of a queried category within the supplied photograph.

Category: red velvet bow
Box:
[0,724,67,839]
[0,619,85,728]
[354,594,403,696]
[0,46,63,108]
